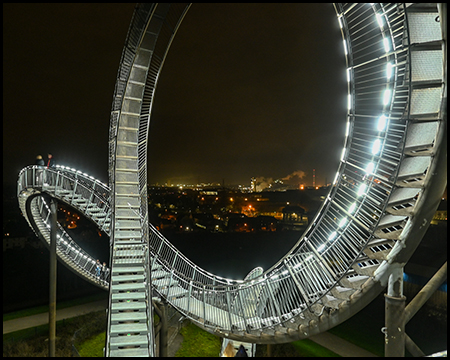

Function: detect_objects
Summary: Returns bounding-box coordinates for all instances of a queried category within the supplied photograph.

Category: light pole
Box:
[48,197,58,357]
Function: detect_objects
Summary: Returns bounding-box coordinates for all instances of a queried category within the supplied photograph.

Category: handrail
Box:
[18,165,110,289]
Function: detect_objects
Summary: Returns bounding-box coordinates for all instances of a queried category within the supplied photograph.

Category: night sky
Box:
[4,3,347,189]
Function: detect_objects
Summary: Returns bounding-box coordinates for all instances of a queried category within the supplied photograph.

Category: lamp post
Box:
[49,197,57,357]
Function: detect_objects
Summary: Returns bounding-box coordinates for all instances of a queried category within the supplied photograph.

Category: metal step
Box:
[151,270,170,279]
[109,347,149,357]
[110,322,148,335]
[112,301,147,312]
[114,230,142,239]
[330,285,354,300]
[152,277,179,289]
[112,292,146,301]
[165,285,189,299]
[109,334,148,348]
[396,156,431,182]
[340,274,369,289]
[111,282,146,292]
[111,311,147,323]
[114,258,145,265]
[115,219,141,229]
[112,274,145,284]
[114,250,145,257]
[112,266,145,274]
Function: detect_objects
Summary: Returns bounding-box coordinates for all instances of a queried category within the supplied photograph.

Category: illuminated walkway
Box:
[17,3,446,357]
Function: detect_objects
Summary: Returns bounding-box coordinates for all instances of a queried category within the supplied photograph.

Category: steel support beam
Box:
[154,300,168,357]
[404,262,447,324]
[384,265,406,357]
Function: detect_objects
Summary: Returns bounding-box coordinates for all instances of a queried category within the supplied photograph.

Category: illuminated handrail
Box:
[17,3,446,345]
[18,165,111,234]
[17,169,109,289]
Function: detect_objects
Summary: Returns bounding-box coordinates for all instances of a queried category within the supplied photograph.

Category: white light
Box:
[357,183,367,197]
[376,13,384,29]
[347,94,352,110]
[333,172,340,185]
[343,39,348,55]
[383,37,390,52]
[317,244,326,252]
[328,231,337,241]
[338,218,348,228]
[377,115,387,131]
[386,63,393,79]
[372,139,381,154]
[383,89,392,105]
[365,162,375,174]
[338,16,343,29]
[345,121,350,137]
[346,68,351,83]
[305,255,313,261]
[341,148,346,161]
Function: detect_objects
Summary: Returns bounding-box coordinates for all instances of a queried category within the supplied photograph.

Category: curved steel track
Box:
[18,3,446,357]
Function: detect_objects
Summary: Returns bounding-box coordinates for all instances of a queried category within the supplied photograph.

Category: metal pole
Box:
[160,300,168,357]
[153,300,168,357]
[384,265,406,357]
[49,198,58,357]
[405,334,425,357]
[404,262,447,325]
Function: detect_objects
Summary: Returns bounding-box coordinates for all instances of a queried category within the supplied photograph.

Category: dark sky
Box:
[4,3,347,189]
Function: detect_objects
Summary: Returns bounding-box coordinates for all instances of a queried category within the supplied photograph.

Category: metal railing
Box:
[17,3,446,344]
[18,165,110,289]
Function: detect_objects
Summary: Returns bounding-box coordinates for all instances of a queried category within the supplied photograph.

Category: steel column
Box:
[384,265,406,357]
[48,198,58,357]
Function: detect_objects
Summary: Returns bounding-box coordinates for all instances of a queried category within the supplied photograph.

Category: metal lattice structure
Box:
[17,3,446,357]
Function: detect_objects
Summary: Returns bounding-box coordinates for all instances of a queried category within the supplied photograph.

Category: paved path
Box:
[3,300,107,334]
[309,331,378,357]
[4,301,378,357]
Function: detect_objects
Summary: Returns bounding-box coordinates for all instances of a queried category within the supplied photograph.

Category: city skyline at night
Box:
[4,3,346,188]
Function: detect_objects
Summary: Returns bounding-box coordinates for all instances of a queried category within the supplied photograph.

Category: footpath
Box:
[3,300,107,335]
[3,300,378,357]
